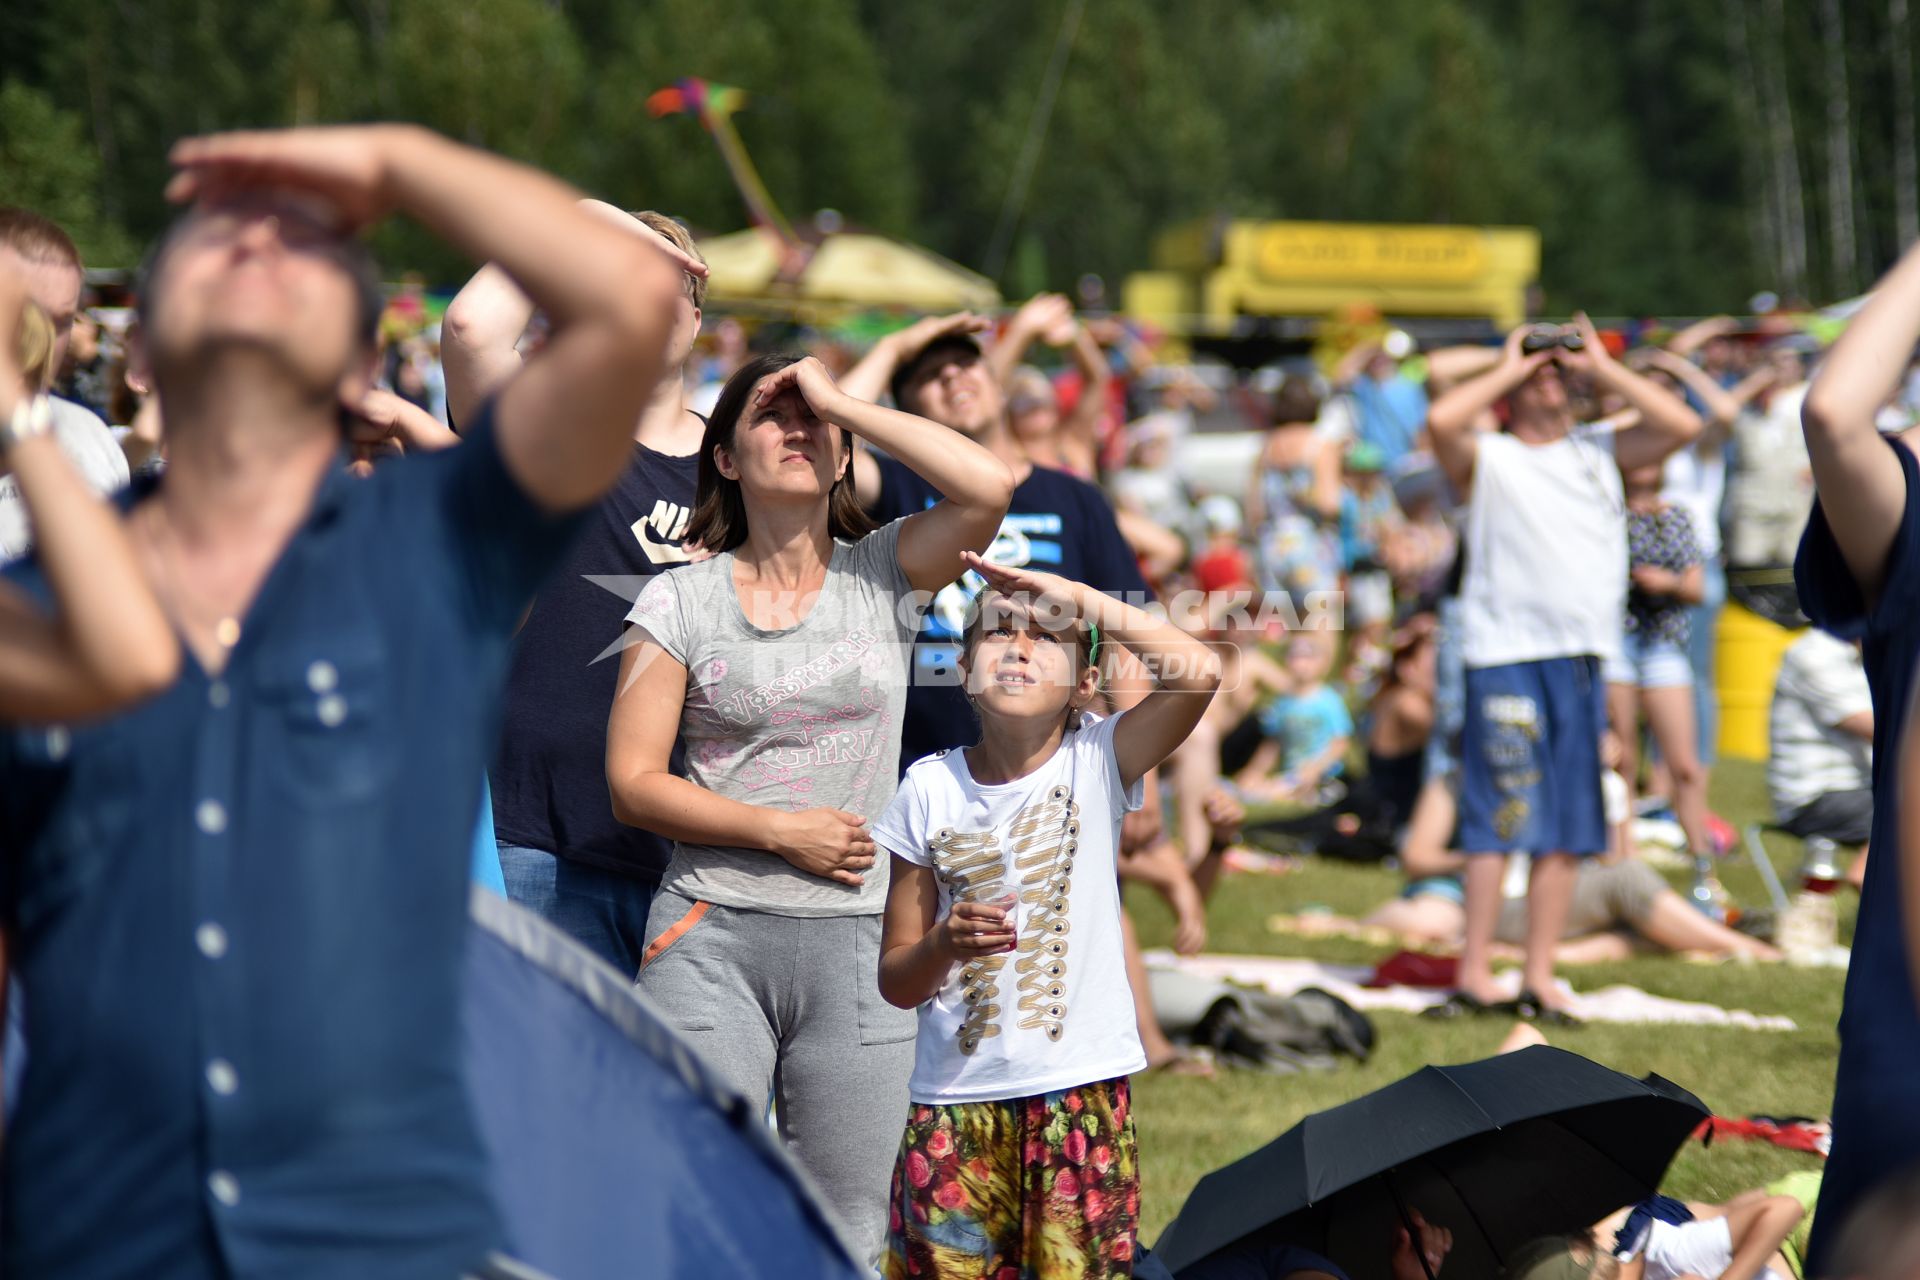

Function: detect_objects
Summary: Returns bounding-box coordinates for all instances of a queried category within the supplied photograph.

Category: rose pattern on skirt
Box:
[881,1077,1137,1280]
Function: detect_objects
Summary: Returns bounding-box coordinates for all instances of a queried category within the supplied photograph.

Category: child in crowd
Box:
[1337,441,1399,684]
[1606,460,1714,868]
[1235,630,1353,808]
[1594,1188,1803,1280]
[1381,463,1457,610]
[1191,494,1256,595]
[875,552,1221,1280]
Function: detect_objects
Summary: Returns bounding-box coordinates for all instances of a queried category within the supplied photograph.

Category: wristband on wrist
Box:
[0,393,52,454]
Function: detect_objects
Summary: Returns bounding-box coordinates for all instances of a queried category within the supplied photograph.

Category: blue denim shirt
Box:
[0,405,583,1279]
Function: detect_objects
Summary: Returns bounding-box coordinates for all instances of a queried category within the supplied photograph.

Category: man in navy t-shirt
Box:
[444,207,706,976]
[1790,237,1920,1272]
[842,314,1150,772]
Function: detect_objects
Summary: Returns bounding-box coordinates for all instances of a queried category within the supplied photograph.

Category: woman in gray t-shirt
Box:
[609,349,1014,1261]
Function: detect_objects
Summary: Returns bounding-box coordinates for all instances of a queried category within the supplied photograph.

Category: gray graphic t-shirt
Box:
[625,517,919,915]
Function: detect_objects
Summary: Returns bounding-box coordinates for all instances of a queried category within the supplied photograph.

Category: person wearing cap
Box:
[1423,315,1702,1026]
[988,291,1114,478]
[1190,494,1254,595]
[1338,439,1399,683]
[1334,331,1429,471]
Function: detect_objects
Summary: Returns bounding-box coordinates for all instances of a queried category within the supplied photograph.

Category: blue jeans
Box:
[1688,560,1725,765]
[1423,595,1466,788]
[496,843,658,979]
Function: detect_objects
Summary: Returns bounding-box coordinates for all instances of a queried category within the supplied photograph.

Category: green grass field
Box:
[1123,757,1846,1245]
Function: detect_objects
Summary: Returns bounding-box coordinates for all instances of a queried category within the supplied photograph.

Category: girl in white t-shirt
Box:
[873,552,1221,1280]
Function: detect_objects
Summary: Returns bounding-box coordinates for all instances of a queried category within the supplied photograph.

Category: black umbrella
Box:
[1152,1046,1708,1280]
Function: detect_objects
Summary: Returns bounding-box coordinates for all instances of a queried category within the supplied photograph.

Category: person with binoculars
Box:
[1421,314,1703,1025]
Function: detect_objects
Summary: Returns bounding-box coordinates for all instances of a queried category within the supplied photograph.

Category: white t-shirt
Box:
[1628,1217,1785,1280]
[0,397,131,561]
[871,710,1147,1104]
[1769,629,1872,817]
[625,518,920,917]
[1661,439,1725,561]
[1459,425,1627,668]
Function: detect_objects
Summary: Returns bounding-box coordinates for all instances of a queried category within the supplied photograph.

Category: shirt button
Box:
[306,660,338,694]
[195,799,228,835]
[45,726,70,761]
[316,694,347,727]
[208,680,231,709]
[208,1170,241,1207]
[206,1059,239,1096]
[196,922,228,959]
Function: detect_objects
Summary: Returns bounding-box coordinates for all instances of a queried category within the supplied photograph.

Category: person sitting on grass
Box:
[1240,615,1436,863]
[1234,630,1352,808]
[1770,627,1871,890]
[875,553,1221,1280]
[1594,1187,1805,1280]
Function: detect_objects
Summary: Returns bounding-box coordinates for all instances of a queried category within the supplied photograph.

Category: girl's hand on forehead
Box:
[960,550,1079,606]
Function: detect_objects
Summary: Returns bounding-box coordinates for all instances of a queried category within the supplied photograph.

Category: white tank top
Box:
[1459,425,1627,668]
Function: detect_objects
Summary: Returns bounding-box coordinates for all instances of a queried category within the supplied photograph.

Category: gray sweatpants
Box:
[637,889,917,1265]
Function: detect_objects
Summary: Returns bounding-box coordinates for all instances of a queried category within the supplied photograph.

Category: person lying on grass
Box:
[1274,762,1780,965]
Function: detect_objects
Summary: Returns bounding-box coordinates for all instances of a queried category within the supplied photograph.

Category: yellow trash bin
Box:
[1715,602,1805,761]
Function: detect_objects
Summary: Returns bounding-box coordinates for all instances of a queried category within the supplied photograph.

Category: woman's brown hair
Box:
[683,352,878,554]
[1271,374,1322,427]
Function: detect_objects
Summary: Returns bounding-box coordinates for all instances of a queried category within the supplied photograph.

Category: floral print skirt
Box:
[881,1077,1139,1280]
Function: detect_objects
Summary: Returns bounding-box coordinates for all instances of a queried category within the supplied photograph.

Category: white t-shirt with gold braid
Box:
[873,710,1147,1105]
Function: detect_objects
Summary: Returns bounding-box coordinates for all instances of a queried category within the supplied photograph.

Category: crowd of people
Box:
[2,121,1920,1279]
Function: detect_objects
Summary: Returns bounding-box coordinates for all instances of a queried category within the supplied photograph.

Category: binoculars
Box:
[1520,325,1587,355]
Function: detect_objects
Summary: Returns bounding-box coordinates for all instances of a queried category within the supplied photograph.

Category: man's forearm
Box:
[1602,362,1701,443]
[1427,360,1531,440]
[381,127,658,333]
[987,319,1040,388]
[441,262,534,425]
[828,393,1011,515]
[840,334,906,404]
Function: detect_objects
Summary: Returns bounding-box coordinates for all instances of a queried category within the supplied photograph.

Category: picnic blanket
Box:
[1143,951,1798,1032]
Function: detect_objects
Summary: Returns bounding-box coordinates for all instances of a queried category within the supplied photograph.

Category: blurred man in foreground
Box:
[0,124,694,1277]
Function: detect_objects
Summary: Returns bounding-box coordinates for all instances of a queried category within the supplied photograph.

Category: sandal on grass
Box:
[1421,991,1518,1020]
[1515,989,1583,1028]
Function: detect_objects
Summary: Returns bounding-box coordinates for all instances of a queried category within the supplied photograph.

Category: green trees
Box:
[1,0,1916,313]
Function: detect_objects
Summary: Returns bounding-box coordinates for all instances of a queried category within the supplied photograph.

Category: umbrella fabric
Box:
[1153,1046,1708,1280]
[461,889,866,1280]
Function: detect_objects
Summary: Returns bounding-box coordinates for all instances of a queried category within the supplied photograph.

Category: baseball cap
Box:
[1007,365,1057,416]
[1346,441,1387,473]
[889,331,985,411]
[1199,494,1243,535]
